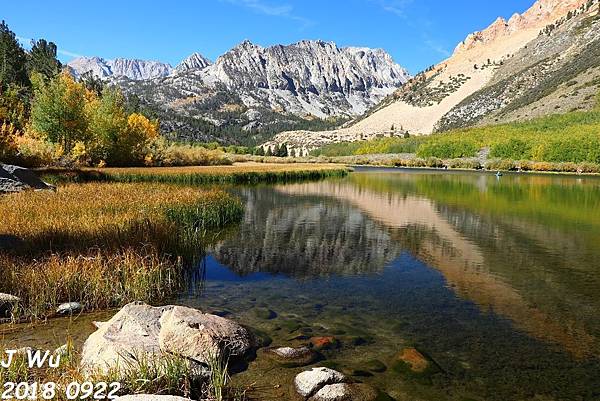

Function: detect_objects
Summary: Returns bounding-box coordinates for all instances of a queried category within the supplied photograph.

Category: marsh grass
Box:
[0,182,244,320]
[38,164,350,186]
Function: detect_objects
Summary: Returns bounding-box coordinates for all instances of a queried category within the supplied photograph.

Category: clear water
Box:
[181,168,600,401]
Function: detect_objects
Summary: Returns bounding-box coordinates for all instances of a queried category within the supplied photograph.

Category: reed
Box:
[0,182,244,320]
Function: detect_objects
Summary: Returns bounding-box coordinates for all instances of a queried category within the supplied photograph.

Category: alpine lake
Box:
[4,167,600,401]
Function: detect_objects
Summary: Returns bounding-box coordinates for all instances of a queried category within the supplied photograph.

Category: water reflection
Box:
[212,188,402,277]
[210,169,600,358]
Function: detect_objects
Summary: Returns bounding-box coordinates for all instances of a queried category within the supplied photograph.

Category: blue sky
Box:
[3,0,534,74]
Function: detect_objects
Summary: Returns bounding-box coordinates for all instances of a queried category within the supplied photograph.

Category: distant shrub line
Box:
[343,156,600,174]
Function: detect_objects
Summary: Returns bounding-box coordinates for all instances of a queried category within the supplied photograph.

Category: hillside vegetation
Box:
[313,92,600,169]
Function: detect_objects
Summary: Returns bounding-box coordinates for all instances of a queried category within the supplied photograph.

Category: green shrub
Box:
[485,159,518,171]
[417,138,479,159]
[490,138,533,159]
[447,159,482,169]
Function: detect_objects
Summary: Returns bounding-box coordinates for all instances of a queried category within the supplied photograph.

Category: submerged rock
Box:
[249,328,273,348]
[310,336,339,351]
[254,307,277,320]
[396,347,429,373]
[265,346,319,367]
[0,164,54,193]
[0,293,20,318]
[81,302,252,377]
[57,302,83,315]
[295,367,347,398]
[364,359,387,373]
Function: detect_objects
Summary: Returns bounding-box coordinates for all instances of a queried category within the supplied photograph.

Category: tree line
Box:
[0,21,162,167]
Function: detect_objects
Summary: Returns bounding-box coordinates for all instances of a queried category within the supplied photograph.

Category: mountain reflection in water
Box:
[210,169,600,359]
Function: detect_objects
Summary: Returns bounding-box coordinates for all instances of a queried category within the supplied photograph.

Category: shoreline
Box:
[347,164,600,178]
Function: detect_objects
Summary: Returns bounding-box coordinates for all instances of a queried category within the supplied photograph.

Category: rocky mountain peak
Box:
[67,57,173,80]
[454,0,588,53]
[109,58,173,80]
[174,52,212,73]
[200,39,409,113]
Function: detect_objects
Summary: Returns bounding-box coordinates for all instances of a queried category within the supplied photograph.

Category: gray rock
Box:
[80,302,252,378]
[0,164,55,193]
[158,305,253,364]
[0,177,27,193]
[295,367,347,398]
[117,396,192,401]
[92,321,106,329]
[308,383,380,401]
[174,53,212,74]
[265,346,319,367]
[81,302,171,375]
[0,293,20,318]
[68,57,173,80]
[56,302,83,315]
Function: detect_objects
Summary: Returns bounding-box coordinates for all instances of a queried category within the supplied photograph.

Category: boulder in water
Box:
[294,367,347,398]
[265,346,319,367]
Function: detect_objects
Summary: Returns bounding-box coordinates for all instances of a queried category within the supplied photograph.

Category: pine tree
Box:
[27,39,61,80]
[0,21,29,89]
[80,71,104,97]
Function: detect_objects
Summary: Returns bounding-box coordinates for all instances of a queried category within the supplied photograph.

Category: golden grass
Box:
[2,183,198,241]
[0,182,244,320]
[97,162,347,175]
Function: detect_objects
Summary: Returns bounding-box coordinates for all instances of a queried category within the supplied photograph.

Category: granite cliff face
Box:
[68,57,174,80]
[349,0,598,135]
[198,40,409,117]
[454,0,589,53]
[104,40,409,144]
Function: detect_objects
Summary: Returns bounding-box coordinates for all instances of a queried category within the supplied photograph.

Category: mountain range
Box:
[264,0,600,155]
[67,0,600,152]
[68,41,410,144]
